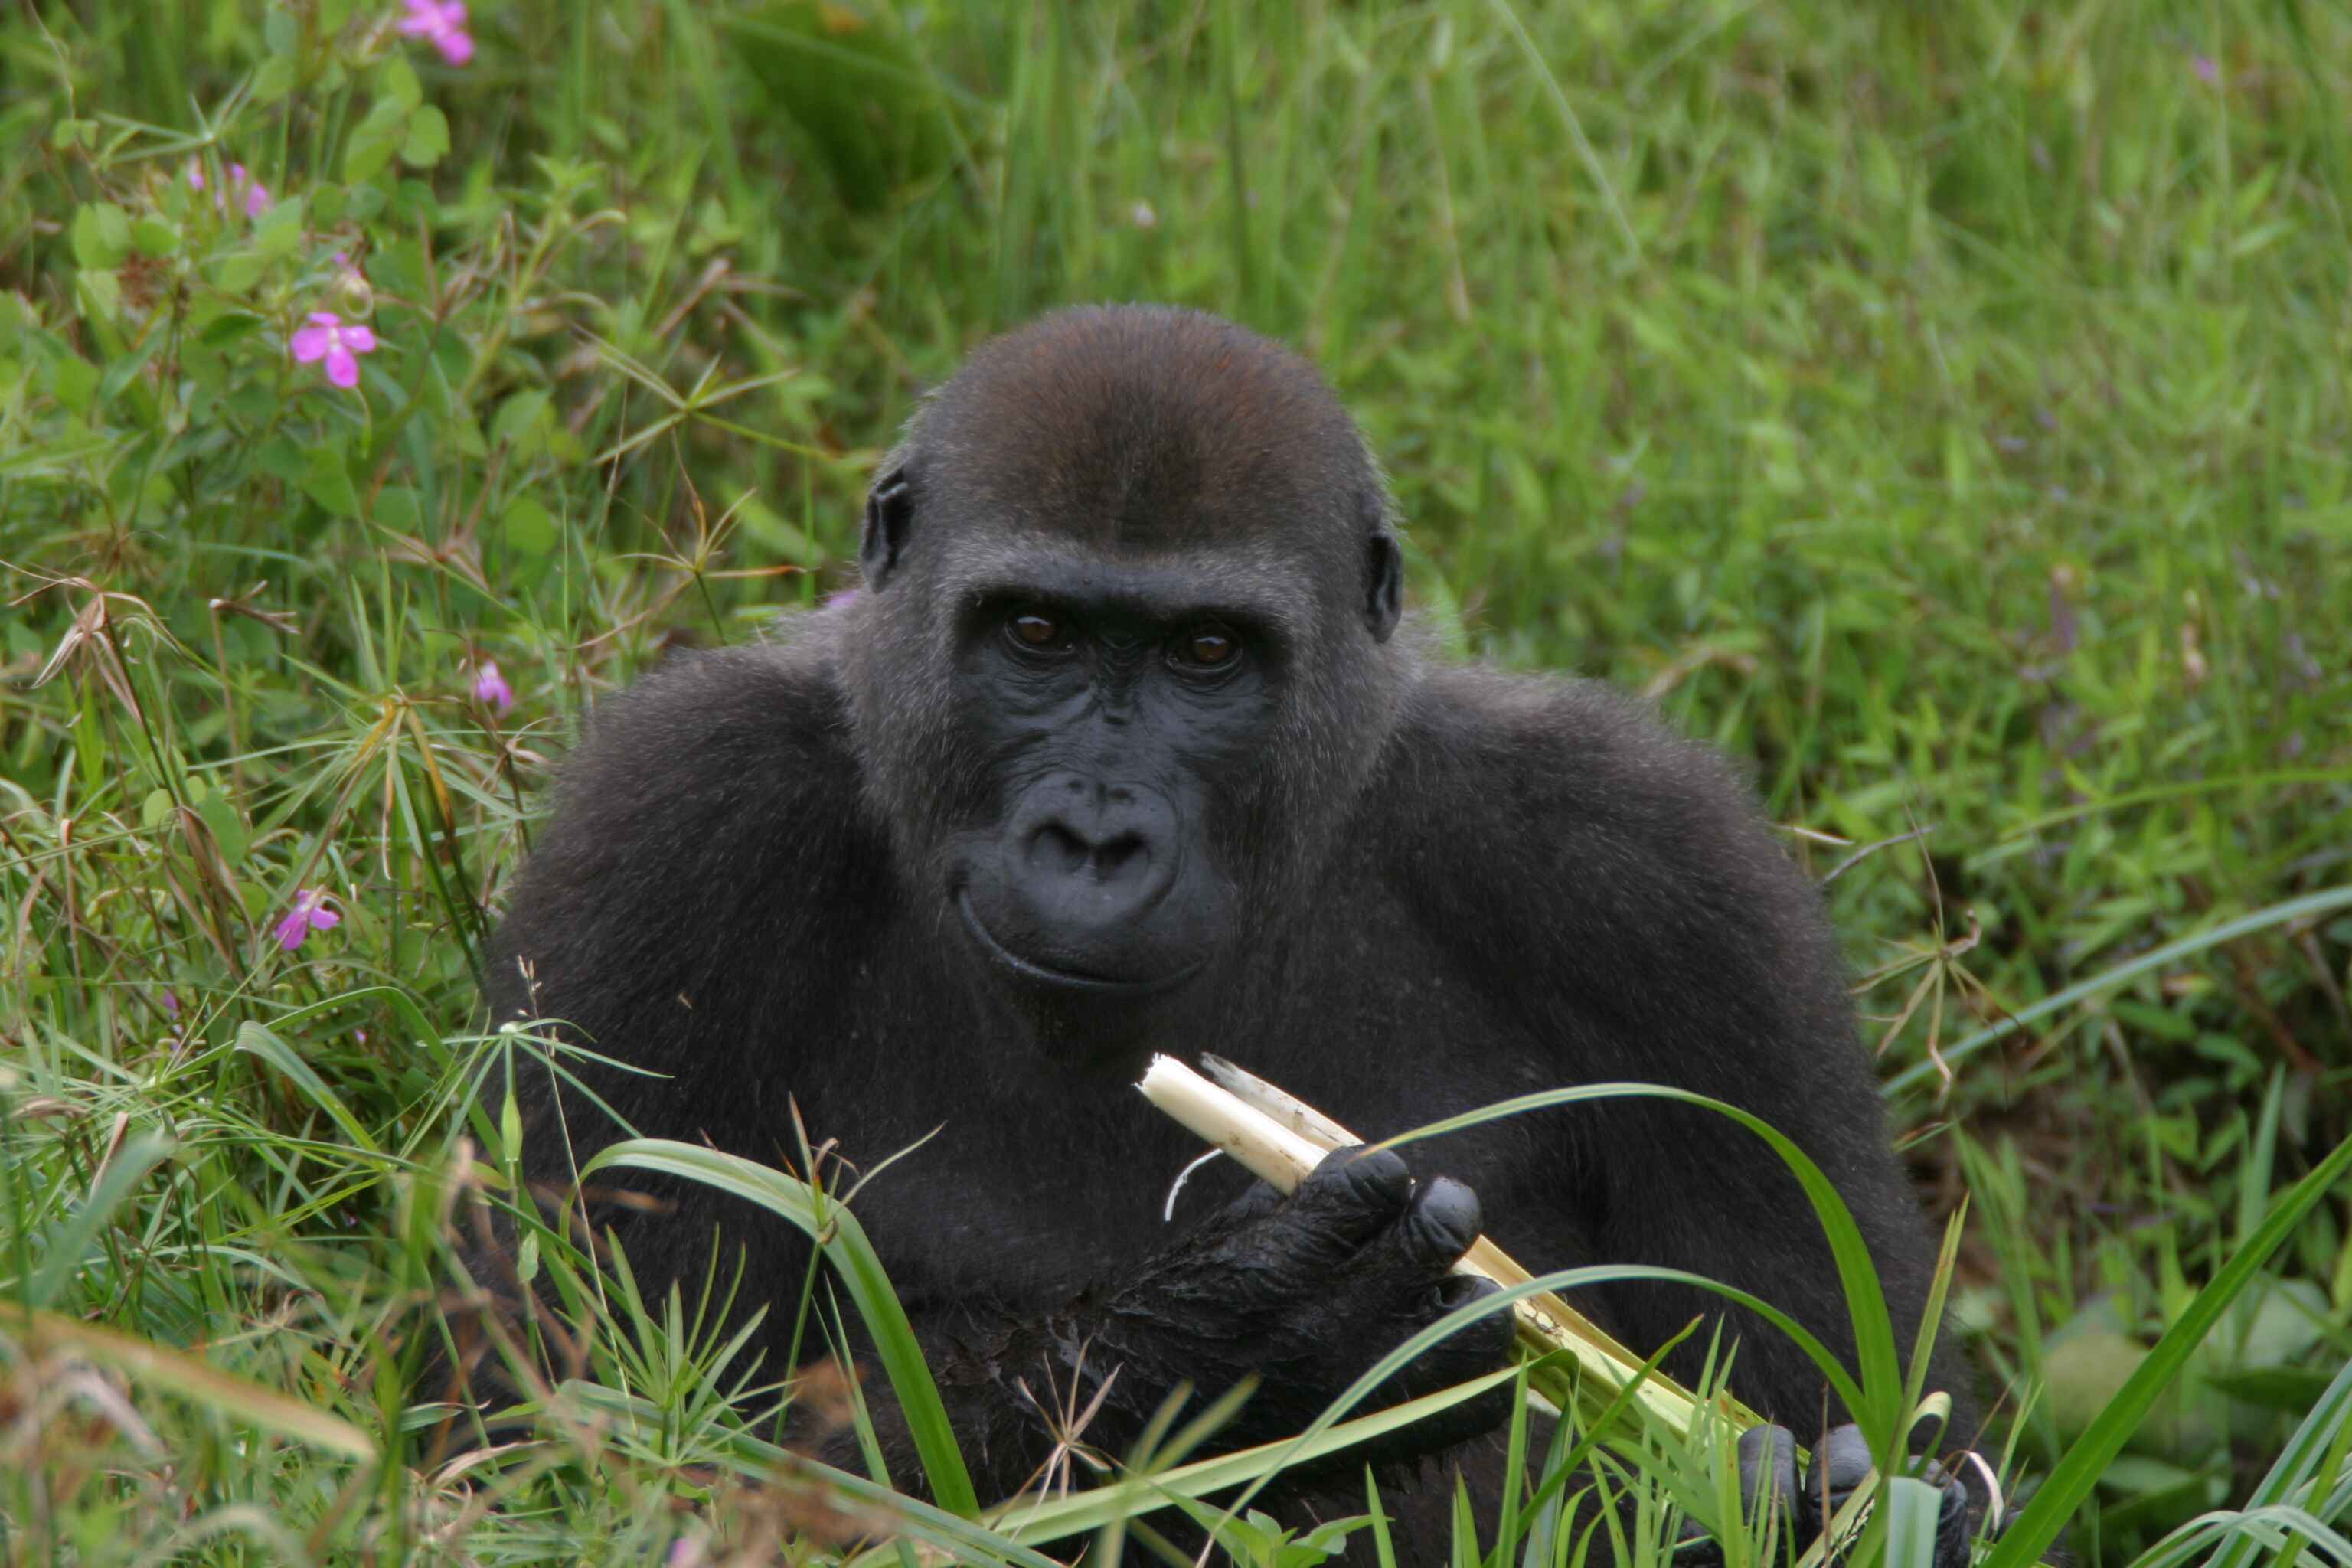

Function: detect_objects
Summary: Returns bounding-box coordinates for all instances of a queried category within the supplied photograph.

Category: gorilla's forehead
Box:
[932,534,1319,639]
[911,305,1374,554]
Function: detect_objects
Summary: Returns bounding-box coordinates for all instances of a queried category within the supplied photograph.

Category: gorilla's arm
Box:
[484,642,883,1149]
[1383,668,1977,1445]
[815,1150,1512,1499]
[483,642,1508,1503]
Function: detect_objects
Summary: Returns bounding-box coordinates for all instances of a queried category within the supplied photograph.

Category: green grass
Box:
[2,1,2349,1562]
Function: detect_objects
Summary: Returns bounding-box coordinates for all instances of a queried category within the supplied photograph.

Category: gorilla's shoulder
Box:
[1393,664,1761,841]
[486,636,875,1023]
[554,637,857,823]
[1380,664,1841,999]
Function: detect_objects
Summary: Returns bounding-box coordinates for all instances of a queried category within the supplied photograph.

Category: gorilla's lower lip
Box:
[955,889,1204,997]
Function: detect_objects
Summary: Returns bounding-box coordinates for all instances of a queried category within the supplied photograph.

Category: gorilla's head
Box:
[840,306,1409,1041]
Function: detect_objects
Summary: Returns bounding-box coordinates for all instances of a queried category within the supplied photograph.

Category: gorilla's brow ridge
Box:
[939,540,1316,639]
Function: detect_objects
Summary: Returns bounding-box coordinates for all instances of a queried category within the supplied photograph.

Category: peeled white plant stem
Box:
[1135,1053,1724,1438]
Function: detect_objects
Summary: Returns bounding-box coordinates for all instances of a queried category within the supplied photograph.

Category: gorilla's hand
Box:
[1678,1424,1981,1568]
[1092,1145,1515,1464]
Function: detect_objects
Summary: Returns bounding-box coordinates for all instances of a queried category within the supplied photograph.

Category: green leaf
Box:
[2207,1357,2352,1568]
[253,198,305,259]
[74,268,122,331]
[234,1022,383,1155]
[211,249,267,294]
[253,52,297,103]
[1982,1132,2352,1568]
[374,485,423,532]
[490,387,549,454]
[1886,887,2352,1097]
[378,54,424,110]
[1881,1476,1944,1568]
[27,1133,175,1308]
[71,203,132,270]
[51,352,98,415]
[400,104,450,168]
[503,496,557,556]
[1384,1083,1904,1436]
[1,1305,374,1459]
[130,216,181,257]
[197,790,248,866]
[301,444,362,516]
[255,436,309,485]
[584,1138,983,1519]
[344,103,407,185]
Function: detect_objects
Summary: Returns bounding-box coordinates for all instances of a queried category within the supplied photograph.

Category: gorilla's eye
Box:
[1007,610,1072,654]
[1171,624,1242,673]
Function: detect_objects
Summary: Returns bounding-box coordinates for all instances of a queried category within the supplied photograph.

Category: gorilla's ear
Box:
[1362,531,1403,643]
[861,466,913,590]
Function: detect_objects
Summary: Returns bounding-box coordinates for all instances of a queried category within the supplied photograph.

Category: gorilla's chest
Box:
[826,911,1585,1312]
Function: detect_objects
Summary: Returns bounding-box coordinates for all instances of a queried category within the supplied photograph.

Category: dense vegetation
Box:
[1,2,2346,1563]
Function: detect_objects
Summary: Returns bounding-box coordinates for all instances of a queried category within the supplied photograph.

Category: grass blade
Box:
[0,1305,376,1459]
[1982,1132,2352,1568]
[582,1138,982,1519]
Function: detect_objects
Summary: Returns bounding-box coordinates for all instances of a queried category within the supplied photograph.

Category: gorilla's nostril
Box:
[1033,823,1089,875]
[1093,834,1148,883]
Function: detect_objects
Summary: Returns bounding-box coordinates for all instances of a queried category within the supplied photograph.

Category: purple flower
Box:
[273,889,341,952]
[472,660,514,714]
[398,0,475,64]
[2192,54,2220,86]
[290,311,378,390]
[162,988,179,1017]
[186,158,272,218]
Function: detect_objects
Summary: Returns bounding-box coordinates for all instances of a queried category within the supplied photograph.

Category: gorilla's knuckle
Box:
[1813,1423,1877,1494]
[1328,1145,1410,1201]
[1298,1147,1412,1230]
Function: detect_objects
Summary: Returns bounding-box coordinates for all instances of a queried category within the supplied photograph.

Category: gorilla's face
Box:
[941,549,1284,1003]
[838,306,1408,1047]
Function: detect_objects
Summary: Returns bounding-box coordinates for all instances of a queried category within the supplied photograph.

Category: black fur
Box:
[481,305,1972,1555]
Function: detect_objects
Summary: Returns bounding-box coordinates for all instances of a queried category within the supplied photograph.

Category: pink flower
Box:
[290,311,378,390]
[186,159,272,218]
[397,0,475,64]
[273,889,341,952]
[2192,54,2220,87]
[472,660,514,714]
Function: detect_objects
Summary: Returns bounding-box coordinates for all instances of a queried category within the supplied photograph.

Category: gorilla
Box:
[480,305,1982,1559]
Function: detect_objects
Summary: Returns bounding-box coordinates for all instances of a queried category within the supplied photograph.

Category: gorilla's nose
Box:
[1011,774,1177,923]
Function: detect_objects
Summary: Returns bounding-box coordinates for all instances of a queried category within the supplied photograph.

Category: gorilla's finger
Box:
[1285,1145,1413,1245]
[1674,1425,1800,1566]
[1810,1424,1875,1495]
[1398,1175,1484,1266]
[1214,1178,1285,1225]
[1932,1467,1975,1568]
[1797,1423,1878,1541]
[1419,1273,1514,1370]
[1734,1425,1799,1528]
[1348,1174,1482,1284]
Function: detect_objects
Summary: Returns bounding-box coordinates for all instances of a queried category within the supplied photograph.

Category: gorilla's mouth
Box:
[954,888,1205,997]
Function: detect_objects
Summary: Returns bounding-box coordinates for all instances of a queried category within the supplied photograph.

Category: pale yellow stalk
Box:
[1135,1054,1728,1439]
